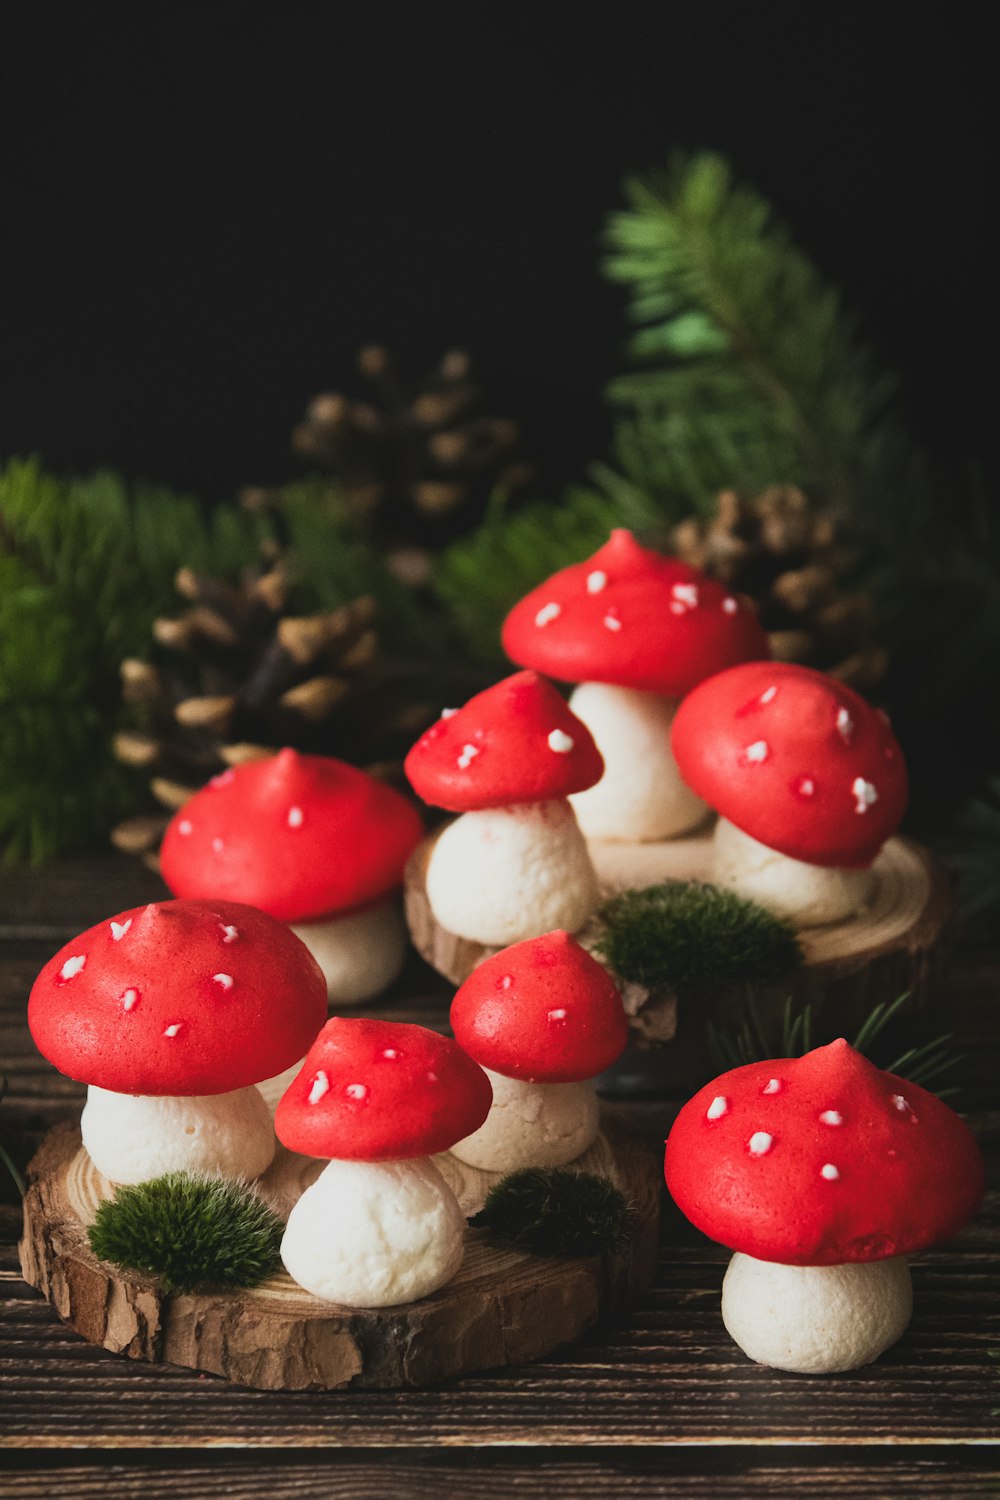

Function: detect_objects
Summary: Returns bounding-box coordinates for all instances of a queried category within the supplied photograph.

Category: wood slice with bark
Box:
[18,1113,661,1392]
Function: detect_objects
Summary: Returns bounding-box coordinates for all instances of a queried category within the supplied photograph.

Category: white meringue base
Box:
[256,1058,305,1115]
[81,1084,275,1185]
[280,1156,466,1307]
[291,897,409,1006]
[569,683,709,841]
[713,817,877,928]
[449,1069,600,1172]
[425,799,599,946]
[721,1252,913,1374]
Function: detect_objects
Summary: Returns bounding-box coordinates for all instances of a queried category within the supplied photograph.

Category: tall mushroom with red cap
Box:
[671,662,909,926]
[275,1017,492,1307]
[501,530,769,843]
[160,749,424,1006]
[448,929,629,1171]
[664,1040,986,1373]
[28,899,327,1185]
[404,671,604,946]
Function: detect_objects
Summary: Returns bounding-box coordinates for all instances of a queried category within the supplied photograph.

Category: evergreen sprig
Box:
[471,1169,631,1258]
[87,1172,284,1294]
[0,458,264,864]
[602,151,933,536]
[595,881,803,1000]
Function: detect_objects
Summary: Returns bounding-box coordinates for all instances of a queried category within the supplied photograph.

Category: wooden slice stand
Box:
[19,1113,661,1392]
[405,828,952,1063]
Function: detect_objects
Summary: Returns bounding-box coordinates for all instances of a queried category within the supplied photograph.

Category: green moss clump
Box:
[595,880,802,998]
[471,1169,630,1258]
[87,1172,284,1295]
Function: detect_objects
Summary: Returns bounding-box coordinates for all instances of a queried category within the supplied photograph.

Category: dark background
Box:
[0,4,988,504]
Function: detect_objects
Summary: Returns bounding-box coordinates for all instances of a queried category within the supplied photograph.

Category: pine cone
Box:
[671,486,888,691]
[110,554,432,868]
[276,346,532,569]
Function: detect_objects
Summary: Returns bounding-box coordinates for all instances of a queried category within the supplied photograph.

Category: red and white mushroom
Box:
[160,749,424,1013]
[671,662,909,926]
[275,1017,492,1307]
[28,900,327,1184]
[448,929,629,1171]
[664,1040,985,1373]
[501,530,769,842]
[404,671,604,945]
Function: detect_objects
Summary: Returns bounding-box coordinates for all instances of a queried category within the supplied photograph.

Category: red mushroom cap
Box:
[404,670,604,813]
[28,900,328,1096]
[664,1039,986,1266]
[450,929,629,1083]
[671,662,908,867]
[160,749,424,923]
[501,529,770,696]
[274,1017,493,1160]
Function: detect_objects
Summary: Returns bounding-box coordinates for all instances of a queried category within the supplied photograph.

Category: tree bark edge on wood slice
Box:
[18,1114,661,1393]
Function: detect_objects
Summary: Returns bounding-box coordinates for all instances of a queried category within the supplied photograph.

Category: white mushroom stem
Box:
[449,1069,600,1172]
[425,799,599,946]
[291,896,409,1005]
[81,1084,275,1185]
[721,1252,913,1374]
[280,1156,466,1307]
[712,816,877,928]
[568,683,708,841]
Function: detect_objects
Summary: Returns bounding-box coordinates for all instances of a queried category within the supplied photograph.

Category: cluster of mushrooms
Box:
[27,528,985,1373]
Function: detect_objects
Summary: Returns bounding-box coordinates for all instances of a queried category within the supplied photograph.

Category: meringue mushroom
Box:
[449,930,628,1172]
[671,662,909,926]
[275,1017,492,1307]
[160,749,424,1006]
[501,530,769,842]
[664,1040,986,1374]
[404,671,604,946]
[28,900,327,1184]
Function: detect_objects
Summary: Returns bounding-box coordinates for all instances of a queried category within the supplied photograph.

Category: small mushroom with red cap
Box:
[448,929,629,1172]
[501,530,769,842]
[664,1039,986,1373]
[404,671,604,946]
[671,662,909,926]
[275,1017,492,1306]
[28,900,328,1184]
[160,749,424,1008]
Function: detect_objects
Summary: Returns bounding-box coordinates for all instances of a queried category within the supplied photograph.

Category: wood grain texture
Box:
[17,1119,660,1392]
[1,857,998,1478]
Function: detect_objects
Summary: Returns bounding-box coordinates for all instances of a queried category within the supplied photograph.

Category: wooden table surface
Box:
[1,857,998,1497]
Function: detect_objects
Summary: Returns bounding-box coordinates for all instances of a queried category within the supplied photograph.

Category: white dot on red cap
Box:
[427,1071,439,1084]
[346,1083,368,1101]
[548,1008,568,1022]
[762,1078,781,1095]
[121,988,139,1012]
[110,920,132,942]
[60,955,86,981]
[457,743,480,770]
[744,741,769,764]
[852,777,878,814]
[382,1048,399,1060]
[722,597,738,614]
[672,583,699,608]
[603,613,622,632]
[500,974,513,990]
[212,837,225,854]
[547,729,574,754]
[164,1023,182,1038]
[836,707,854,742]
[706,1095,728,1120]
[441,707,458,719]
[213,973,234,991]
[820,1109,843,1126]
[759,686,777,704]
[586,569,608,594]
[308,1071,329,1104]
[220,924,239,943]
[287,806,304,829]
[890,1094,910,1113]
[796,776,816,798]
[820,1163,840,1181]
[178,820,193,836]
[535,602,561,627]
[748,1132,773,1156]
